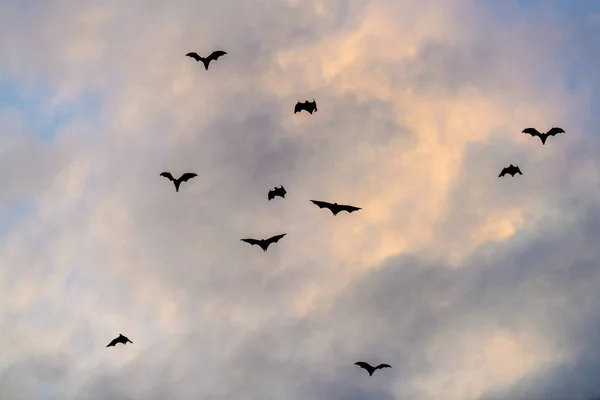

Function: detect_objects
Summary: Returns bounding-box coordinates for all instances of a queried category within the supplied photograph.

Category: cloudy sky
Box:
[1,0,600,399]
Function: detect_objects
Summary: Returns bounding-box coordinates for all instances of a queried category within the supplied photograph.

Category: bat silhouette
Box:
[268,185,286,200]
[186,50,227,70]
[160,172,197,192]
[310,200,361,216]
[241,234,286,252]
[522,127,565,145]
[498,164,523,177]
[294,99,318,114]
[106,334,133,347]
[354,362,391,376]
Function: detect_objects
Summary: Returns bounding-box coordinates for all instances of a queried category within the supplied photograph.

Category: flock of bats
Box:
[105,49,568,378]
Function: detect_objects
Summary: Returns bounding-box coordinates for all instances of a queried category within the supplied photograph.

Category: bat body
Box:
[241,234,286,252]
[294,99,318,114]
[498,164,523,177]
[310,200,361,216]
[522,127,565,145]
[354,362,391,376]
[160,172,197,192]
[186,50,227,70]
[268,185,286,200]
[106,334,133,347]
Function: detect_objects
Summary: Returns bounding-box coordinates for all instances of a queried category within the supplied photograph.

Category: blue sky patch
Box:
[0,79,104,143]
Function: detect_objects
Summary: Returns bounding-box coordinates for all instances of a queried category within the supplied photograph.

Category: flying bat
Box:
[354,362,391,376]
[160,172,197,192]
[241,234,286,252]
[186,50,227,70]
[268,185,286,201]
[522,127,565,145]
[498,164,523,177]
[310,200,361,216]
[106,334,133,347]
[294,99,317,114]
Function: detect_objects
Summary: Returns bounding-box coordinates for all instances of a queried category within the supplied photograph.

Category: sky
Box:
[1,0,600,399]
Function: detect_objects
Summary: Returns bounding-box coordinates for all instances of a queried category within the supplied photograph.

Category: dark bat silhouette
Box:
[241,234,286,252]
[354,362,391,376]
[160,172,197,192]
[498,164,523,177]
[106,334,133,347]
[186,50,227,70]
[522,127,565,145]
[294,99,318,114]
[310,200,361,216]
[268,185,286,200]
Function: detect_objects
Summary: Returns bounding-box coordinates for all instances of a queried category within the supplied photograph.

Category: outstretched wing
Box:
[160,172,175,181]
[268,189,276,200]
[310,200,333,209]
[179,173,198,182]
[106,338,119,347]
[241,238,261,247]
[498,168,508,177]
[522,128,542,138]
[546,127,565,137]
[514,166,523,175]
[207,50,227,61]
[294,102,304,113]
[340,204,361,213]
[265,233,286,245]
[376,364,392,370]
[186,52,201,61]
[355,362,373,370]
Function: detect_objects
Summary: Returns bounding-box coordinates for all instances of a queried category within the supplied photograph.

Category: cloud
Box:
[1,0,600,399]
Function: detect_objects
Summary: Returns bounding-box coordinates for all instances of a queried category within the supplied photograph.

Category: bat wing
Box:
[376,364,392,370]
[294,102,303,113]
[268,190,276,200]
[340,204,361,213]
[522,128,541,138]
[354,362,372,370]
[208,50,227,61]
[186,52,201,61]
[498,168,508,177]
[547,127,565,137]
[241,238,261,247]
[160,172,175,181]
[266,234,286,244]
[515,167,523,174]
[106,338,118,347]
[179,173,198,182]
[310,200,333,209]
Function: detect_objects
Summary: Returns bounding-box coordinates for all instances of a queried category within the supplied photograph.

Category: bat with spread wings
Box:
[268,185,286,200]
[241,234,286,252]
[186,50,227,70]
[354,362,391,376]
[498,164,522,177]
[522,127,565,145]
[160,172,197,192]
[294,99,318,114]
[310,200,361,216]
[106,334,133,347]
